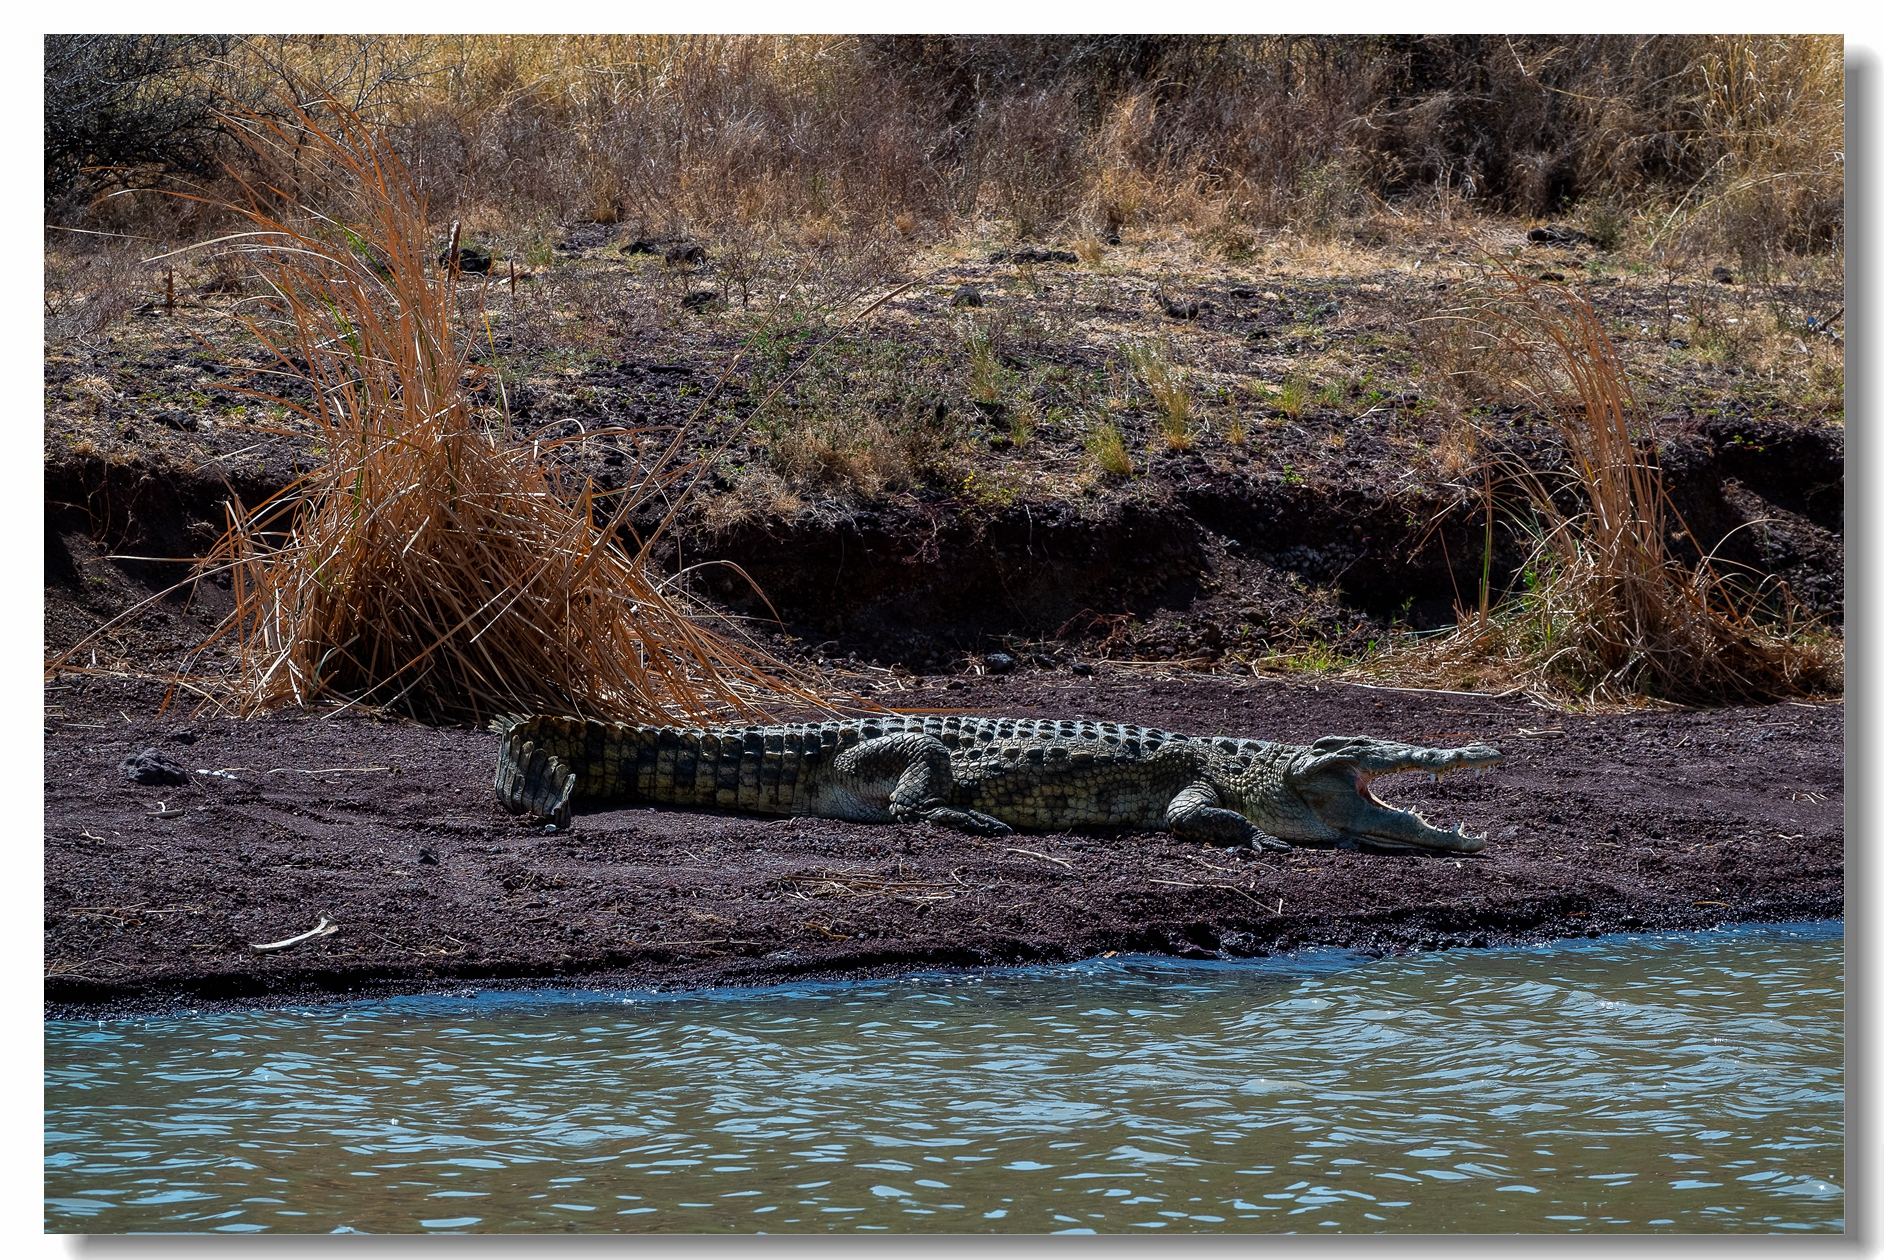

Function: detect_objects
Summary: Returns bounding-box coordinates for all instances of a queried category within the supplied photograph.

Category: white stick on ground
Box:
[249,917,339,952]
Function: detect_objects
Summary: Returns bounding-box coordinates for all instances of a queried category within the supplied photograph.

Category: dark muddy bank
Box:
[45,669,1842,1020]
[693,410,1842,665]
[44,404,1843,670]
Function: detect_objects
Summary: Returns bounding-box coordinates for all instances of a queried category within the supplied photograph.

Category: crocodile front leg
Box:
[496,739,577,829]
[1167,783,1291,851]
[829,733,1012,836]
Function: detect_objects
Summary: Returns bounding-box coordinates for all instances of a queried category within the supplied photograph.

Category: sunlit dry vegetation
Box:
[51,35,1843,265]
[44,35,1843,710]
[56,97,820,723]
[1364,264,1839,704]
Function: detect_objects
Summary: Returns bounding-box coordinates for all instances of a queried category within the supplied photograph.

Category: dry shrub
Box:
[396,35,953,233]
[973,86,1090,237]
[184,99,809,724]
[1408,273,1538,414]
[1199,221,1262,261]
[1079,92,1162,232]
[1372,263,1838,705]
[1632,36,1844,273]
[49,36,1842,269]
[697,468,803,534]
[1429,421,1479,481]
[43,238,152,345]
[770,416,925,502]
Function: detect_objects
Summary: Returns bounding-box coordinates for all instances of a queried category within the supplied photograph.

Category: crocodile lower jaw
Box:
[1343,769,1492,853]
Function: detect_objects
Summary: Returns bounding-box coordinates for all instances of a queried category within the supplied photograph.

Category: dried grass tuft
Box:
[770,416,926,502]
[1369,260,1839,706]
[1084,422,1133,476]
[1123,337,1193,447]
[184,98,815,724]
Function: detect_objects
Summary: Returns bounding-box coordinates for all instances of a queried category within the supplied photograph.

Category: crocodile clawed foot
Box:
[500,740,575,829]
[916,806,1013,837]
[1247,825,1292,853]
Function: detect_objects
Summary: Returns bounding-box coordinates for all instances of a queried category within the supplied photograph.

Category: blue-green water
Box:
[46,921,1842,1234]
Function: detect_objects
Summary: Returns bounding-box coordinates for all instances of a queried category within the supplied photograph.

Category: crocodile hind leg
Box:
[1166,783,1291,852]
[830,733,1012,837]
[496,739,577,829]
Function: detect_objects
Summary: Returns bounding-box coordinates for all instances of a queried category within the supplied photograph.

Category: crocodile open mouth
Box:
[1346,753,1503,853]
[1285,736,1504,854]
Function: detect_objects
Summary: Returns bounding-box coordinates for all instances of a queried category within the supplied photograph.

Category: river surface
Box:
[46,920,1842,1234]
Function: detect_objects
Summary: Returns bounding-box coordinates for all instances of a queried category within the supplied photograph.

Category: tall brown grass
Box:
[180,97,812,724]
[54,36,1842,264]
[1373,261,1838,705]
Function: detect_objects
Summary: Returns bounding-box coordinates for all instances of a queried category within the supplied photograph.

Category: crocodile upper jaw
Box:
[1286,738,1504,854]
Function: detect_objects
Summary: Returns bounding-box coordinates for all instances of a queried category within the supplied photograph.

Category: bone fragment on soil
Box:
[248,917,339,952]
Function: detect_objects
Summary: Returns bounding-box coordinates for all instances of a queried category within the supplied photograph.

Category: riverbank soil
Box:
[46,215,1842,1017]
[45,669,1841,1019]
[46,218,1843,674]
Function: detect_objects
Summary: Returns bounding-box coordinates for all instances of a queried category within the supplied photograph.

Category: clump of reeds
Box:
[187,98,809,724]
[1372,261,1838,705]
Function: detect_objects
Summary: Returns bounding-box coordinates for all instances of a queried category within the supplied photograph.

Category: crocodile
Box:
[492,715,1502,855]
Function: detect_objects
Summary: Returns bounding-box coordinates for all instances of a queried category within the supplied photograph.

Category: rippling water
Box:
[46,921,1842,1234]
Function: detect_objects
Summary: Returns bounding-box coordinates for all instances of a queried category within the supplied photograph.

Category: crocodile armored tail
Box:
[492,715,1502,855]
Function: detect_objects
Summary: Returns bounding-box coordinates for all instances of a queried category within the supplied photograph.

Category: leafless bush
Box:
[44,35,238,213]
[972,87,1089,237]
[44,240,152,346]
